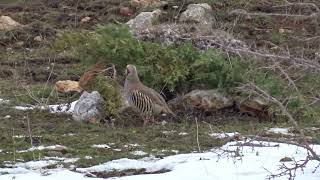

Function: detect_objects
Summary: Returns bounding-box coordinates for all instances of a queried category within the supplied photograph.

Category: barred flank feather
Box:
[131,90,153,116]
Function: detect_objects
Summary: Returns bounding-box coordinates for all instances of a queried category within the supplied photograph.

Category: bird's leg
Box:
[143,116,150,127]
[151,116,155,125]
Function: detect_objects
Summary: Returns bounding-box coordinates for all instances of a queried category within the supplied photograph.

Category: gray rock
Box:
[179,3,215,26]
[126,9,161,32]
[0,16,23,31]
[183,89,234,112]
[235,96,270,118]
[72,91,105,123]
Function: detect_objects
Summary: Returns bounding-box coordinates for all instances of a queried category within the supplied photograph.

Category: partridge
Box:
[124,65,175,126]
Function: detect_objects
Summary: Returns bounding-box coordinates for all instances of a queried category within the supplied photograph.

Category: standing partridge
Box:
[124,65,175,126]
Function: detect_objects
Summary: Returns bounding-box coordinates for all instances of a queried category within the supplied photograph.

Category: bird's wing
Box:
[139,86,166,106]
[140,85,175,116]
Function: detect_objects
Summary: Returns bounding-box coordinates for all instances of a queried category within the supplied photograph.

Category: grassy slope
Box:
[1,0,320,169]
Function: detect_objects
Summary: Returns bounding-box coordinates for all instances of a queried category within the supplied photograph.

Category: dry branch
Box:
[230,9,317,19]
[273,1,320,13]
[237,83,320,163]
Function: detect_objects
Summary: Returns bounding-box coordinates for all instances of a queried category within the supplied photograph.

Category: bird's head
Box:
[125,64,139,82]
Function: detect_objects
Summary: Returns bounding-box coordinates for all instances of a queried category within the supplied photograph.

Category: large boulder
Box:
[0,16,23,31]
[72,91,105,123]
[179,3,215,27]
[183,90,234,113]
[126,9,161,32]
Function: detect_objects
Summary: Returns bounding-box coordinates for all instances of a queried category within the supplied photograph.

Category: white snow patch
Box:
[113,149,122,152]
[178,132,188,136]
[85,156,93,160]
[4,157,79,170]
[305,127,320,131]
[0,167,30,175]
[124,144,140,148]
[91,144,111,149]
[162,130,176,135]
[171,150,179,154]
[17,145,67,153]
[0,169,93,180]
[6,160,58,170]
[209,132,240,139]
[267,128,294,136]
[13,135,42,138]
[77,141,320,180]
[0,98,9,104]
[4,115,11,119]
[131,151,148,156]
[1,141,320,180]
[14,101,77,114]
[43,157,79,163]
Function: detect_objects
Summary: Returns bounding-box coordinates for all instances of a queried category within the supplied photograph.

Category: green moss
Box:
[86,75,123,117]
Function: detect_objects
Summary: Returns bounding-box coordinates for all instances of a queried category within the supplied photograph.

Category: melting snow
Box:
[17,145,67,153]
[131,151,148,156]
[4,115,11,119]
[178,132,188,136]
[124,144,140,148]
[13,135,42,138]
[209,132,240,139]
[0,98,9,104]
[85,156,93,160]
[305,127,320,131]
[171,150,179,154]
[1,141,320,180]
[91,144,111,149]
[14,101,77,114]
[267,128,294,136]
[162,130,176,135]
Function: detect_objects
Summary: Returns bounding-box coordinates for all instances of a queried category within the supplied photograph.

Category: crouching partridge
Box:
[124,65,175,126]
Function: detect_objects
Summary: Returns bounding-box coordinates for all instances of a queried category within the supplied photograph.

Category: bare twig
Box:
[26,114,36,160]
[273,1,320,13]
[237,83,320,162]
[195,117,201,153]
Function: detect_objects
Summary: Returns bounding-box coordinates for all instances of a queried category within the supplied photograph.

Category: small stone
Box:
[0,16,23,31]
[280,157,293,162]
[80,16,91,23]
[16,41,24,47]
[130,0,141,9]
[126,9,161,32]
[34,36,43,42]
[55,80,82,93]
[179,3,213,25]
[279,28,285,34]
